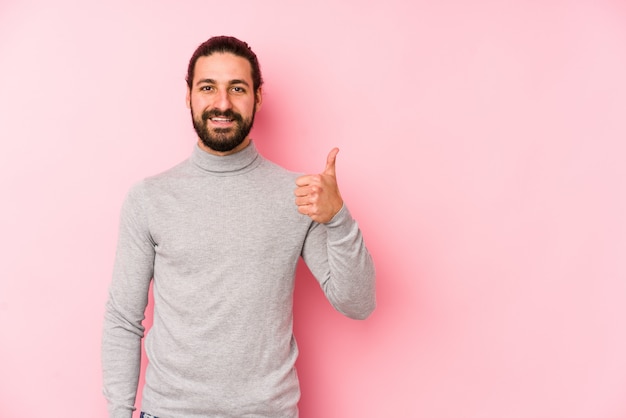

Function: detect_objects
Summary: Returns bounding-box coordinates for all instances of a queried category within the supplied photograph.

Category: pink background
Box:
[1,0,625,417]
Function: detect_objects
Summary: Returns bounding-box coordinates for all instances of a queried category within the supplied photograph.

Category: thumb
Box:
[324,147,339,176]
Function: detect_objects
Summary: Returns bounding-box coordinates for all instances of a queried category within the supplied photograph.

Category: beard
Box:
[191,107,256,153]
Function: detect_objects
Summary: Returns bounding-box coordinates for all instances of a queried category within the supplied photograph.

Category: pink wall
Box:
[1,0,625,417]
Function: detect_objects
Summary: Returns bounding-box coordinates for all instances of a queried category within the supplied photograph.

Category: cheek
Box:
[190,98,208,115]
[190,98,202,110]
[241,99,258,115]
[190,94,210,109]
[189,104,203,122]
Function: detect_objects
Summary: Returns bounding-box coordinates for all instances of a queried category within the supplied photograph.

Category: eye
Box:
[200,85,214,92]
[232,86,246,93]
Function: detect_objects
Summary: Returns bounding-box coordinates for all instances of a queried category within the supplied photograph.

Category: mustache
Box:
[201,109,243,123]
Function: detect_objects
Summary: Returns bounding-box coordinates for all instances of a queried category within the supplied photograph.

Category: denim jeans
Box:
[140,413,158,418]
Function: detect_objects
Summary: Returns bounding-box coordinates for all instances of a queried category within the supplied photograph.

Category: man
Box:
[102,36,375,418]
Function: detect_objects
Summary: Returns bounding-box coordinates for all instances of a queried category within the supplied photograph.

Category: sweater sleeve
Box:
[102,184,155,418]
[301,204,376,319]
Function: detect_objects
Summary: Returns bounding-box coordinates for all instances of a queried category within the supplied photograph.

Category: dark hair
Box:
[186,36,263,93]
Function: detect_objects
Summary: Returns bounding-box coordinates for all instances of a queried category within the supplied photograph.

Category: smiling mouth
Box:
[201,109,242,127]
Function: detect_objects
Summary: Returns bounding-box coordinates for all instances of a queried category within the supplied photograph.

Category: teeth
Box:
[212,117,232,122]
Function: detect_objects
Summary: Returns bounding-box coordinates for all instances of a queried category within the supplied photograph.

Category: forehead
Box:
[192,52,253,85]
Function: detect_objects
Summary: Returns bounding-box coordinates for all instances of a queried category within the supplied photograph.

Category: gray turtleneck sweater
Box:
[102,142,376,418]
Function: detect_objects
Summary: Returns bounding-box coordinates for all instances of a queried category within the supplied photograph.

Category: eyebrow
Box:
[195,78,251,87]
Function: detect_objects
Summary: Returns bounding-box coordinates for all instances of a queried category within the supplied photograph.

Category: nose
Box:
[214,89,232,111]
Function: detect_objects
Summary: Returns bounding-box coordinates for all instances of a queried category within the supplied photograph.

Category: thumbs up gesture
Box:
[295,148,344,223]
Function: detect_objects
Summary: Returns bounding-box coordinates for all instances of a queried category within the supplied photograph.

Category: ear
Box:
[255,87,263,112]
[186,86,191,109]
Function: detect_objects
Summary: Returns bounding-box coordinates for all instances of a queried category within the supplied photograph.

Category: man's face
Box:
[187,53,262,155]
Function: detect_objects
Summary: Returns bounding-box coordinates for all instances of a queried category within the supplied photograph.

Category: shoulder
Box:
[122,157,191,206]
[257,156,303,184]
[131,158,194,196]
[145,158,191,183]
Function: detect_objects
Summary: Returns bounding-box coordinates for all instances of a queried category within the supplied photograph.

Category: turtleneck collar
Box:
[190,141,261,176]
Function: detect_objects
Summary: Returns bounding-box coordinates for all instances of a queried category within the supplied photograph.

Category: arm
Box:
[295,149,376,319]
[301,204,376,319]
[102,184,155,418]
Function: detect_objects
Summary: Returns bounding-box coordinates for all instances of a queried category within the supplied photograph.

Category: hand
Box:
[295,148,344,223]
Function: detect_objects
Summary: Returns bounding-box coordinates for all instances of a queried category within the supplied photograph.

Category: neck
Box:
[197,137,251,156]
